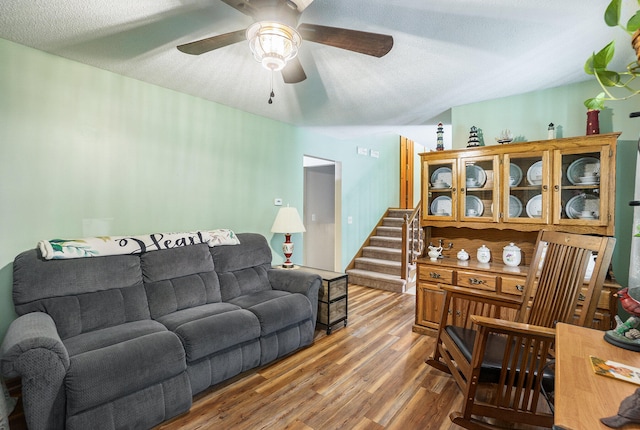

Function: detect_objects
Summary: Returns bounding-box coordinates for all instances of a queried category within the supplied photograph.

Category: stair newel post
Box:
[401,213,409,280]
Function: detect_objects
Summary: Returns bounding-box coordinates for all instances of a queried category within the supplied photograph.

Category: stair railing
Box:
[400,201,422,280]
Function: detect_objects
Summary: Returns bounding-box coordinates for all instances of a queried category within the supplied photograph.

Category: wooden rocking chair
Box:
[426,230,616,429]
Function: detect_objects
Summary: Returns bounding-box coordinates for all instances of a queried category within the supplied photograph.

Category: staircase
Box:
[346,208,423,293]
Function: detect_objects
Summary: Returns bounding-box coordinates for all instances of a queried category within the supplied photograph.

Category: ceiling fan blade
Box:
[177,29,246,55]
[281,57,307,83]
[298,23,393,58]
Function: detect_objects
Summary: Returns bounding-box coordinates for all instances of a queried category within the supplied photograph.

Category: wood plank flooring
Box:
[156,285,465,430]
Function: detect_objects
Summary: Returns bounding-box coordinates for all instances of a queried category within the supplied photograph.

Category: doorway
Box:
[303,156,342,271]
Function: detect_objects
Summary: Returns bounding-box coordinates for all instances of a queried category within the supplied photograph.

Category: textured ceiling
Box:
[1,0,636,138]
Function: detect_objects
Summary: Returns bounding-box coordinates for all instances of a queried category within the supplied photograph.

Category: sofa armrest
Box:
[268,270,322,324]
[1,312,70,430]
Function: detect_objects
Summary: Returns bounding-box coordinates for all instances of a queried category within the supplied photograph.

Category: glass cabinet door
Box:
[423,158,457,220]
[460,155,499,222]
[503,152,550,224]
[553,146,608,226]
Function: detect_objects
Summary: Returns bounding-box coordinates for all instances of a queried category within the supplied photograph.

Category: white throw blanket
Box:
[37,229,240,260]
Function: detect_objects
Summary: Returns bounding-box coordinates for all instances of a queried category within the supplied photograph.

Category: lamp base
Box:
[282,233,295,269]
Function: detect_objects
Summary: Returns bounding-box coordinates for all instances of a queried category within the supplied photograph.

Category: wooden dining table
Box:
[555,323,640,429]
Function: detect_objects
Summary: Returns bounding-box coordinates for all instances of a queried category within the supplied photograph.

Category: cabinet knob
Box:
[554,185,560,191]
[429,272,441,279]
[516,284,524,292]
[543,185,548,191]
[579,293,586,301]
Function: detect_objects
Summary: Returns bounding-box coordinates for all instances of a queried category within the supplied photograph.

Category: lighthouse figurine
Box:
[436,122,444,151]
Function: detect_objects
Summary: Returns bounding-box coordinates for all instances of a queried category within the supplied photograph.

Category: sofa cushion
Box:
[230,292,313,336]
[141,243,215,282]
[169,309,261,362]
[142,244,222,319]
[13,250,147,339]
[209,233,271,273]
[65,331,186,416]
[145,272,222,319]
[211,233,273,300]
[216,267,272,301]
[18,285,150,340]
[155,302,241,332]
[64,320,169,357]
[13,249,143,305]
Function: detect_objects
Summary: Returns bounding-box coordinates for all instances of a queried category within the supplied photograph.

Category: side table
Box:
[295,266,348,334]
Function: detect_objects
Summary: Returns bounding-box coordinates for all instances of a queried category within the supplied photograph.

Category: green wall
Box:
[451,80,640,292]
[0,38,399,339]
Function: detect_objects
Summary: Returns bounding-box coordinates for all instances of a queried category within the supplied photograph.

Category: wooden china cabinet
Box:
[414,133,621,336]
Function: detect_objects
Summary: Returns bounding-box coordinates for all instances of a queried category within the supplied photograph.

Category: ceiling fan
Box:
[176,0,394,84]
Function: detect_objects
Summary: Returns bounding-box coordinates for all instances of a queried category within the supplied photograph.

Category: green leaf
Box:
[628,10,640,32]
[592,41,616,69]
[595,69,621,86]
[584,93,606,111]
[605,0,622,26]
[584,54,596,75]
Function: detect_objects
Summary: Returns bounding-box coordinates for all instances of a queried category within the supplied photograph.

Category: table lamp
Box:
[271,206,306,268]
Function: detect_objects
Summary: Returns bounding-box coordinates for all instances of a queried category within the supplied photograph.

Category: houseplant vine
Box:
[584,0,640,111]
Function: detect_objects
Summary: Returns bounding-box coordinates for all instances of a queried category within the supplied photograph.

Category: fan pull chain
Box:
[268,71,275,104]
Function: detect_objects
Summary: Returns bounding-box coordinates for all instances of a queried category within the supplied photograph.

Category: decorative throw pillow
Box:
[207,229,241,247]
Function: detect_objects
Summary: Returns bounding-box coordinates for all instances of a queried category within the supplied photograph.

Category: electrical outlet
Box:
[274,198,283,206]
[370,150,380,158]
[347,216,353,224]
[357,147,368,156]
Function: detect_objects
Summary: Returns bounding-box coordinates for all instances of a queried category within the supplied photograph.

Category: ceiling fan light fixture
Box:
[247,21,301,71]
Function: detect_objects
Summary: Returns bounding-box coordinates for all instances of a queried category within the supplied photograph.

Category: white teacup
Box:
[467,209,478,216]
[466,178,478,187]
[581,210,594,218]
[438,208,447,215]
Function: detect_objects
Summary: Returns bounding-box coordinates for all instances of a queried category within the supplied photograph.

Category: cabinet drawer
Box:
[318,276,347,301]
[419,267,454,284]
[501,276,527,296]
[457,270,497,291]
[318,297,347,325]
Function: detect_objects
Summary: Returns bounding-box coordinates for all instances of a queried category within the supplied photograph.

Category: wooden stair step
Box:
[363,246,402,261]
[346,268,407,293]
[376,226,403,238]
[369,236,403,249]
[355,257,402,276]
[382,217,406,227]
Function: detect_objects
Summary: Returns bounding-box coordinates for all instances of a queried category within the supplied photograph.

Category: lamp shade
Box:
[271,206,306,234]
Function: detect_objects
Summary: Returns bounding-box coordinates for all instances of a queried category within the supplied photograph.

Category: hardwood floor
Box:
[156,285,465,430]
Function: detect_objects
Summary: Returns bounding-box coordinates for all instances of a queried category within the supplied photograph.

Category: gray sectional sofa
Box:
[0,233,321,430]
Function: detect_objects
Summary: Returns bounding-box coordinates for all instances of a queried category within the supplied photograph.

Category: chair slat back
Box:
[517,231,615,328]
